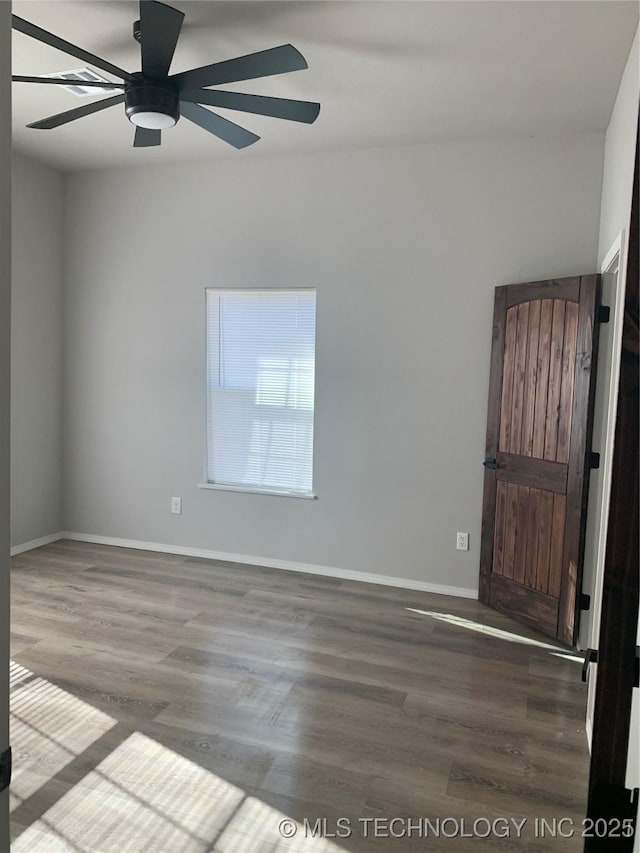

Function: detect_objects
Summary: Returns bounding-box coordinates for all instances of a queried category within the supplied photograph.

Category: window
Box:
[205,289,316,496]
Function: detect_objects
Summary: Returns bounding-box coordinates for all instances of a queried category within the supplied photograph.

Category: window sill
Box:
[198,483,317,500]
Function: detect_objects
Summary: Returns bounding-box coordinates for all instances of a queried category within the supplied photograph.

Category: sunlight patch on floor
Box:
[550,652,584,663]
[13,731,245,852]
[10,661,116,811]
[10,664,343,852]
[406,609,561,651]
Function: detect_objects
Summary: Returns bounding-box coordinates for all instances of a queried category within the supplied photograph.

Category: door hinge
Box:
[589,451,601,469]
[598,305,611,323]
[0,746,11,794]
[579,592,591,611]
[483,458,498,469]
[582,648,598,682]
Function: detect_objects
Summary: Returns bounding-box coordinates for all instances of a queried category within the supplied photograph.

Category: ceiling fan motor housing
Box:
[125,76,179,127]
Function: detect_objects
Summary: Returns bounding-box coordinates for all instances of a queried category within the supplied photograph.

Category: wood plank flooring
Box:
[9,541,590,852]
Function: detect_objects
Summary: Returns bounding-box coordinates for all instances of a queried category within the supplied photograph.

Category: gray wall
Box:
[598,29,639,265]
[0,2,11,845]
[62,132,604,593]
[11,154,64,548]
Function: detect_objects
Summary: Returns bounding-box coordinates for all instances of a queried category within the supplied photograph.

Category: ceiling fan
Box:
[12,0,321,149]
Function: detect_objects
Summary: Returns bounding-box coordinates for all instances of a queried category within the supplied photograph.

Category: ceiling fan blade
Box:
[134,126,162,147]
[27,94,125,130]
[140,0,185,79]
[172,44,307,90]
[12,15,132,81]
[181,89,320,124]
[12,75,125,88]
[180,101,259,149]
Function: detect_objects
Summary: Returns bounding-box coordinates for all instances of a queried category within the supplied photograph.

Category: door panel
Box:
[492,482,566,596]
[533,299,553,458]
[479,275,600,645]
[488,573,558,636]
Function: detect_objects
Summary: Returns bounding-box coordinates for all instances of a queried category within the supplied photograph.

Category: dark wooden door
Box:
[479,275,600,645]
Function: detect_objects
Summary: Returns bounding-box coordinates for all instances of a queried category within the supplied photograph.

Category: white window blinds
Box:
[205,289,316,495]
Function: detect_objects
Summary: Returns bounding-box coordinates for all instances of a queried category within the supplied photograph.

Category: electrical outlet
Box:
[456,531,469,551]
[170,497,182,515]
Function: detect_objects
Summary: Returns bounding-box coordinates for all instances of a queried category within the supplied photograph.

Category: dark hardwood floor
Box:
[9,540,589,851]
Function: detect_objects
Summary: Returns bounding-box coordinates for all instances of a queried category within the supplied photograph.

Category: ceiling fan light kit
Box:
[12,0,320,150]
[125,79,179,129]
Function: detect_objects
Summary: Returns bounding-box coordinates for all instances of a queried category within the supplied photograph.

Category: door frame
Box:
[582,230,628,748]
[0,2,12,847]
[584,106,639,850]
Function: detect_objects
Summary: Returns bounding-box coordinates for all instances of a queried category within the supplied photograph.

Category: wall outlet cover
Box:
[456,532,469,551]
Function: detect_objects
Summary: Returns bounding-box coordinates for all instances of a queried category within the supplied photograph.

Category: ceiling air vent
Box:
[43,68,120,97]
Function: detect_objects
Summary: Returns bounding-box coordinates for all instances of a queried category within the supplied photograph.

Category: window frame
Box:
[200,286,318,499]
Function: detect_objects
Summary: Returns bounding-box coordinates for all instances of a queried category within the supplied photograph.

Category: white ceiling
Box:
[11,0,639,173]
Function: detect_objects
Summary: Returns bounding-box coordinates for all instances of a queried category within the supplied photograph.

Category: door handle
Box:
[581,648,598,682]
[483,458,499,469]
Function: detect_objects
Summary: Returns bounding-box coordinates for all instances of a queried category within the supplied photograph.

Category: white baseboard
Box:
[10,532,63,556]
[59,530,478,600]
